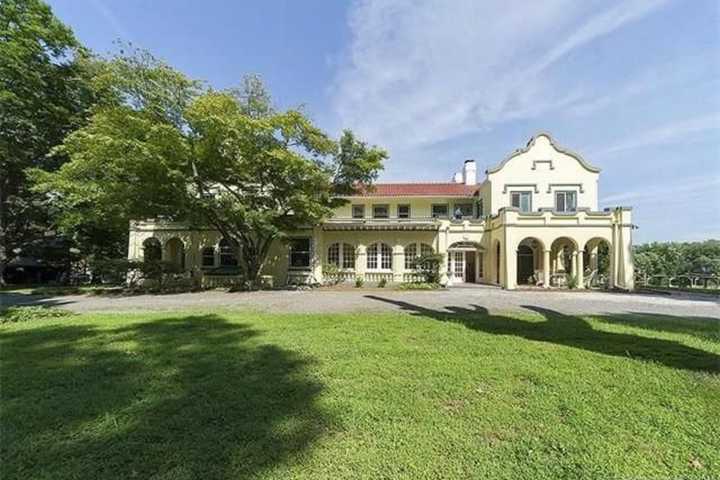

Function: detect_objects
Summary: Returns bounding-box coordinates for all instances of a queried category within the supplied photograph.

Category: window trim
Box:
[351,204,365,219]
[397,204,411,219]
[555,190,577,213]
[367,242,393,271]
[372,204,390,219]
[288,237,312,270]
[327,242,355,270]
[510,191,532,213]
[431,203,449,218]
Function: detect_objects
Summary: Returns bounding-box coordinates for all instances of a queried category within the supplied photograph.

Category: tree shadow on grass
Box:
[0,315,335,479]
[590,312,720,343]
[365,295,720,374]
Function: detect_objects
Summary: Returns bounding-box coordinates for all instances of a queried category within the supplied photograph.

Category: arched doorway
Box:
[448,242,483,283]
[585,237,611,288]
[550,237,578,287]
[143,238,161,262]
[516,237,544,285]
[165,238,185,271]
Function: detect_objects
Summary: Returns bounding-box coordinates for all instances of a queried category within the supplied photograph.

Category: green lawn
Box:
[1,302,719,479]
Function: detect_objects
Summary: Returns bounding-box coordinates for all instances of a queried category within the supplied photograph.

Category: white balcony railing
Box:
[364,271,394,283]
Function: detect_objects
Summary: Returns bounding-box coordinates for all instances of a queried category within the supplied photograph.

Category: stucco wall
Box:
[487,134,599,215]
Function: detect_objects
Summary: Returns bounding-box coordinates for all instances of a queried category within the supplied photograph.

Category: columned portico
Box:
[543,249,551,288]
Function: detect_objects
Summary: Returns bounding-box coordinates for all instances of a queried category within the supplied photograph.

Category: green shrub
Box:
[377,278,387,288]
[566,274,578,289]
[322,263,343,285]
[398,282,440,290]
[355,276,364,288]
[1,306,75,324]
[412,253,443,284]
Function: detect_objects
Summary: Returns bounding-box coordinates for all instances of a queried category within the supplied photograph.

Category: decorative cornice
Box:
[486,132,601,175]
[502,183,539,194]
[546,183,585,193]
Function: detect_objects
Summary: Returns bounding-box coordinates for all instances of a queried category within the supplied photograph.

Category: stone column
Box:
[355,244,366,281]
[506,247,517,290]
[576,250,585,289]
[392,244,404,283]
[543,249,551,288]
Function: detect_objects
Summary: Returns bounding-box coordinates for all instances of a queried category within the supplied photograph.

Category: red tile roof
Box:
[352,183,479,197]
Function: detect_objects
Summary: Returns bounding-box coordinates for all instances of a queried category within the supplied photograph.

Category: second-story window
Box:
[373,204,389,218]
[431,204,449,218]
[352,204,365,219]
[555,191,577,212]
[453,203,473,219]
[397,204,411,218]
[511,191,532,213]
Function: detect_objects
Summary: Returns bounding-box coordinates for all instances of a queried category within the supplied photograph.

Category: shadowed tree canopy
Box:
[0,0,101,284]
[32,51,386,284]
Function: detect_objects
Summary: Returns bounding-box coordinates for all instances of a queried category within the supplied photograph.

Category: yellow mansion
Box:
[128,133,635,290]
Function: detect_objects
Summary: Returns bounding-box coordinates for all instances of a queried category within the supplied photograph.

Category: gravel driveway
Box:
[2,285,718,318]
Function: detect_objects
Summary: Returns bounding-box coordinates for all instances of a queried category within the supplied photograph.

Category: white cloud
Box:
[595,113,720,155]
[332,0,671,152]
[601,175,720,205]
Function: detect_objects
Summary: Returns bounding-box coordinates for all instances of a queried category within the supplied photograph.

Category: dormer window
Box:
[555,191,577,212]
[511,191,532,213]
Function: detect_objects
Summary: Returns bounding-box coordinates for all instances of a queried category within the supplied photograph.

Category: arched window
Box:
[420,243,434,257]
[219,238,238,267]
[328,243,340,266]
[201,246,215,267]
[143,238,161,262]
[367,242,392,270]
[342,243,355,269]
[404,243,417,270]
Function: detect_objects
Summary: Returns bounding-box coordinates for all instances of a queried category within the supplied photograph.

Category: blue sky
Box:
[47,0,720,243]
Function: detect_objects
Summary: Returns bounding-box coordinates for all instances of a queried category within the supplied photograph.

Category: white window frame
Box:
[404,243,417,270]
[367,242,392,271]
[555,190,577,213]
[327,242,355,269]
[510,191,532,213]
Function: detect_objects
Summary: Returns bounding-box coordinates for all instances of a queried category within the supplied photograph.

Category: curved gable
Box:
[486,132,600,175]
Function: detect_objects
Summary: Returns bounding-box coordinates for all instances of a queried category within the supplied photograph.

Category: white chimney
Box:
[453,172,463,183]
[463,159,477,185]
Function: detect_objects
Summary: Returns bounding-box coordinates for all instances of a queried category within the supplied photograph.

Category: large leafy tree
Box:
[0,0,98,284]
[33,54,386,285]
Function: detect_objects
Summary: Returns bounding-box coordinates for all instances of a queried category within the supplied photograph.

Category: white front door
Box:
[451,251,465,282]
